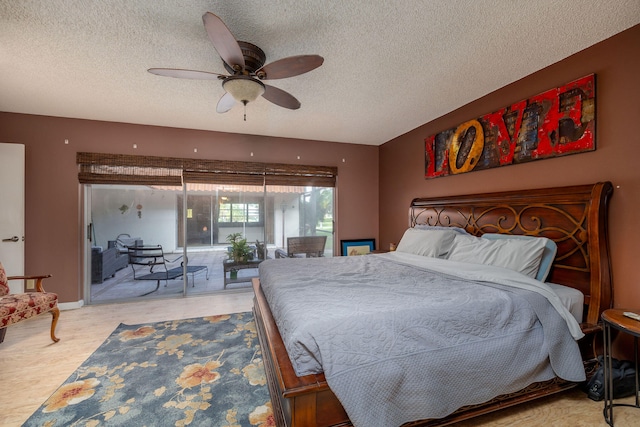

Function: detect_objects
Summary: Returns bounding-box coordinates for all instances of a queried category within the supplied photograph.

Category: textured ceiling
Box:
[1,1,639,146]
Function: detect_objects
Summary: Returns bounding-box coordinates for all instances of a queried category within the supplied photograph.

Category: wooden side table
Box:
[601,309,640,426]
[223,259,263,289]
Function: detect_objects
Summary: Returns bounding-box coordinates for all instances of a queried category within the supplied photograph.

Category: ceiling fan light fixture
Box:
[152,13,322,117]
[223,76,265,104]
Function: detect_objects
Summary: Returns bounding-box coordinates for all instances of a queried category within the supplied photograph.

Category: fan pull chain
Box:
[243,100,248,121]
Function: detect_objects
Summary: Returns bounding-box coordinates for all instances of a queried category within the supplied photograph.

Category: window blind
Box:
[76,152,183,185]
[264,163,337,187]
[182,159,266,186]
[77,153,337,187]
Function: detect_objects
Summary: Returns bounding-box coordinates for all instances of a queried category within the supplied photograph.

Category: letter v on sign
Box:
[481,100,527,166]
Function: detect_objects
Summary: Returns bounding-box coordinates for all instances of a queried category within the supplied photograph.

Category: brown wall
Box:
[380,25,640,311]
[0,114,379,302]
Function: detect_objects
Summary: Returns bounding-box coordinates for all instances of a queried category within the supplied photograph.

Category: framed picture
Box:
[340,238,376,256]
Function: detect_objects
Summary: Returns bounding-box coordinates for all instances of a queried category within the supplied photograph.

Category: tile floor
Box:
[2,295,637,426]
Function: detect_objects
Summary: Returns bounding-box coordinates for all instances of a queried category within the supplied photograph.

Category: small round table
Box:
[601,309,640,426]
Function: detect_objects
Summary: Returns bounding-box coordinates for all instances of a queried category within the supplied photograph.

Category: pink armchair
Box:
[0,261,59,344]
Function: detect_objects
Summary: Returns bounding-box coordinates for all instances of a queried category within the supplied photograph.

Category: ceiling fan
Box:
[148,12,324,120]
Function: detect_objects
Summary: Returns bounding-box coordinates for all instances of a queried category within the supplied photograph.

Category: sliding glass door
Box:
[181,183,266,295]
[269,185,333,256]
[87,184,183,303]
[87,182,334,303]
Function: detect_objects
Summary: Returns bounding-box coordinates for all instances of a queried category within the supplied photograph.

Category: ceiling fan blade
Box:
[202,12,245,71]
[257,55,324,80]
[216,92,236,113]
[262,84,301,110]
[148,68,224,80]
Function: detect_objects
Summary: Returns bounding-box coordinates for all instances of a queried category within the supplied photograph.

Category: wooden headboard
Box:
[409,182,613,327]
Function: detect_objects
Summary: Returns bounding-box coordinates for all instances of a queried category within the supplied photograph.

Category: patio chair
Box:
[127,245,209,296]
[108,233,143,255]
[0,261,59,344]
[275,236,327,258]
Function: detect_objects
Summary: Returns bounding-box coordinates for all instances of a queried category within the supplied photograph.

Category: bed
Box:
[252,181,613,427]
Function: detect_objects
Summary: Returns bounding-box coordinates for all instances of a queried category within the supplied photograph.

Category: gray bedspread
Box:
[258,253,585,427]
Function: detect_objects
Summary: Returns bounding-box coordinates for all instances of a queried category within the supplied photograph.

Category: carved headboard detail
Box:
[409,182,613,326]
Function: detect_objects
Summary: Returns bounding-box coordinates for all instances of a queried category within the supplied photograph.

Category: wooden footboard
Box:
[254,278,587,427]
[253,278,350,427]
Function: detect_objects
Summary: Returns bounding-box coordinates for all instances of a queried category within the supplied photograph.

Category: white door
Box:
[0,143,25,293]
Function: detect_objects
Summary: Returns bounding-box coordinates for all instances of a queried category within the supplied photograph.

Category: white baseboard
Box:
[58,300,84,311]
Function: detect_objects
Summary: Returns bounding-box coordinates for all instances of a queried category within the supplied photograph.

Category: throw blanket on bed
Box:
[259,254,585,427]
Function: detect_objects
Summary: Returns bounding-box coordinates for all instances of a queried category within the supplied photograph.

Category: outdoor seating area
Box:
[127,245,209,296]
[90,238,332,303]
[90,249,239,302]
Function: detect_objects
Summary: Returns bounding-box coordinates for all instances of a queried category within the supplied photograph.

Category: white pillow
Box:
[447,234,546,278]
[395,228,457,258]
[481,234,557,282]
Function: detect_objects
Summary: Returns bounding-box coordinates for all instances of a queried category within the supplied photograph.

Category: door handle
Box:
[2,236,20,242]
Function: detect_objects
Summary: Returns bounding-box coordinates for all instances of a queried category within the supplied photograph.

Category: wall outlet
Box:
[26,279,35,290]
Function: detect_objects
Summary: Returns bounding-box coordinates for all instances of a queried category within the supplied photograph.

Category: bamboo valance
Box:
[77,153,337,187]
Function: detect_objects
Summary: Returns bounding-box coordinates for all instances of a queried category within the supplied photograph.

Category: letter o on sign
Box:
[450,120,484,174]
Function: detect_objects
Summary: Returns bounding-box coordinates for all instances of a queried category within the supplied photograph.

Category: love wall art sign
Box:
[425,74,595,179]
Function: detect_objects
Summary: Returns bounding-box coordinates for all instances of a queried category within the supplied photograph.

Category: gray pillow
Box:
[448,234,546,279]
[396,228,458,258]
[481,233,557,282]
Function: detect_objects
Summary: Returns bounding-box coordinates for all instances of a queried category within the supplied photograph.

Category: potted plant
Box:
[227,233,253,262]
[226,233,253,279]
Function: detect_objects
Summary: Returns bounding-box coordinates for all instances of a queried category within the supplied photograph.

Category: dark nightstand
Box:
[601,309,640,426]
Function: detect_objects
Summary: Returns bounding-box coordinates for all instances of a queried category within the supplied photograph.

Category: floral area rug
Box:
[23,312,274,427]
